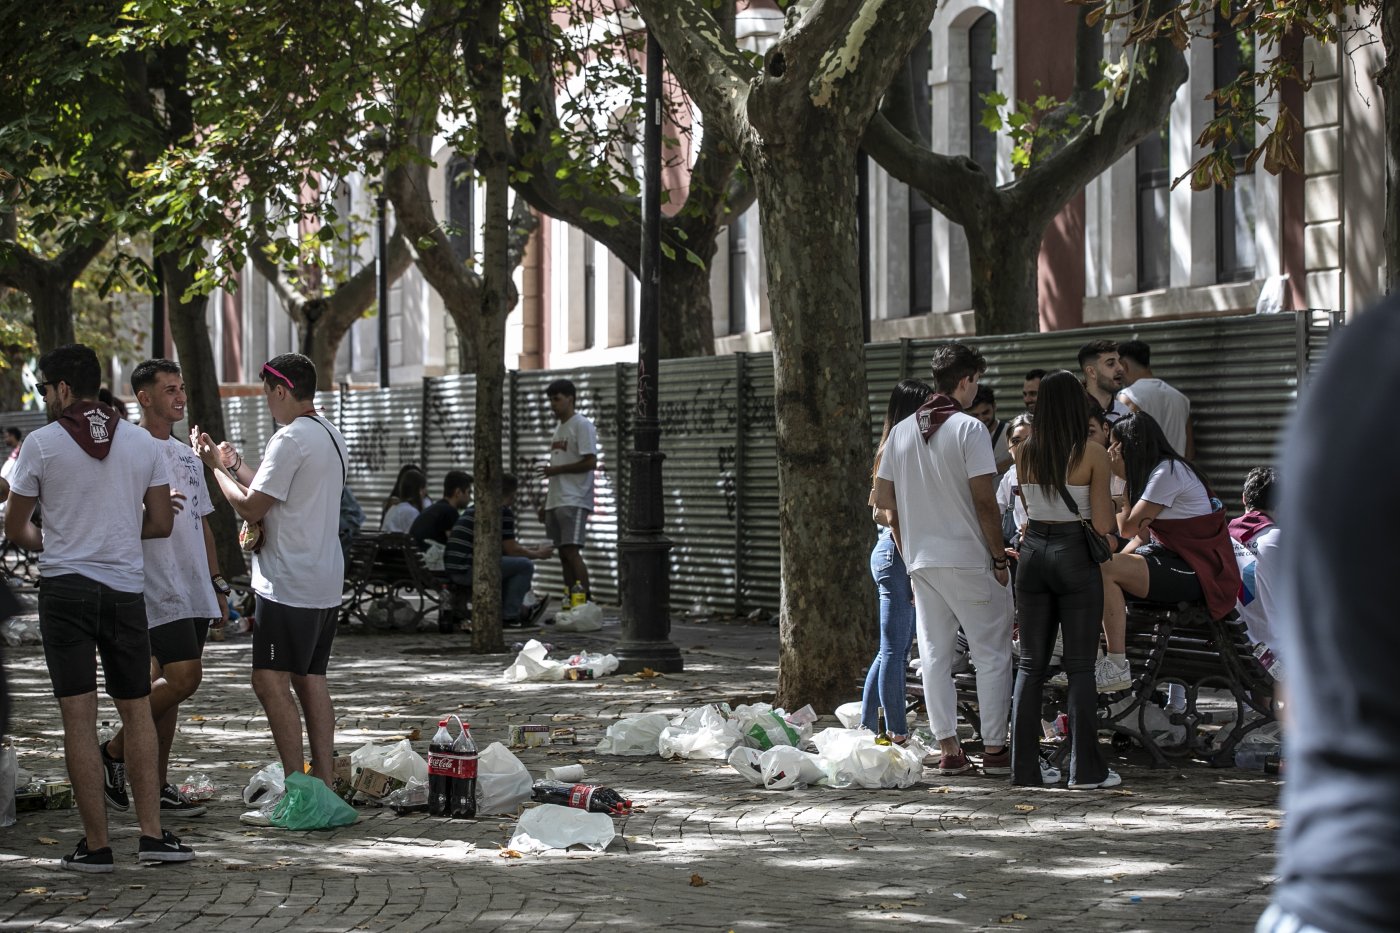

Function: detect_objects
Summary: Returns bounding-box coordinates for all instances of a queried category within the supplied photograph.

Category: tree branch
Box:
[862,113,994,225]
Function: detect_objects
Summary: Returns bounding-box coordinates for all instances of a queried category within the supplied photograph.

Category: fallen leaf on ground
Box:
[406,728,421,741]
[1266,819,1283,830]
[930,786,951,794]
[1013,804,1036,812]
[36,836,59,845]
[498,849,523,859]
[22,887,47,896]
[689,873,708,887]
[636,668,661,678]
[998,913,1028,923]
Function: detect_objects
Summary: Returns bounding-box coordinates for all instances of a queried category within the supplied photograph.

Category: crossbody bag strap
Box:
[1054,483,1088,522]
[302,414,347,484]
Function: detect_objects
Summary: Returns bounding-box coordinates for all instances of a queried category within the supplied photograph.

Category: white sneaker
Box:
[1048,671,1069,687]
[1069,769,1122,790]
[1040,760,1062,784]
[239,808,274,827]
[1095,657,1132,693]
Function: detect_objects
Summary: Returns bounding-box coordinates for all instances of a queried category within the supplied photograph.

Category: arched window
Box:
[446,156,474,266]
[907,30,934,317]
[968,12,998,178]
[1215,11,1257,282]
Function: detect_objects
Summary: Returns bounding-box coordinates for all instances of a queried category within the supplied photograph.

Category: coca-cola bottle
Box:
[449,723,478,819]
[531,779,632,815]
[428,719,453,817]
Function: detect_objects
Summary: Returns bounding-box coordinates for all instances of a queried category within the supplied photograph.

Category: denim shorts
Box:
[38,573,151,700]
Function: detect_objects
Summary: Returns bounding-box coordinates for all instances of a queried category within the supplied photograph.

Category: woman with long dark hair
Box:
[1010,370,1118,788]
[860,378,934,743]
[1096,412,1239,692]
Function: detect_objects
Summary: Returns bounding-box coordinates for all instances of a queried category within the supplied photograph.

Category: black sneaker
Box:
[160,783,207,817]
[100,741,129,811]
[60,838,114,874]
[519,598,550,628]
[137,830,195,863]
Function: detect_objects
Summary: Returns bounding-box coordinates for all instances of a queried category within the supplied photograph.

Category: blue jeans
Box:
[501,556,536,620]
[861,531,914,736]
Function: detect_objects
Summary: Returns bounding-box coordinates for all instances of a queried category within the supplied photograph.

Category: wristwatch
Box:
[211,574,232,597]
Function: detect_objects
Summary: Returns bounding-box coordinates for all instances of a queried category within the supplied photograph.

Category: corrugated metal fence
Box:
[216,310,1335,615]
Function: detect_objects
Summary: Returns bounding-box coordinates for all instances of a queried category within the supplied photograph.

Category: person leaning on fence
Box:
[1009,371,1120,789]
[860,378,933,746]
[192,352,349,793]
[1097,412,1240,694]
[4,343,192,871]
[873,342,1013,777]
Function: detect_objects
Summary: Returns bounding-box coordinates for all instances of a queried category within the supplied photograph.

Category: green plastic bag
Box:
[269,771,358,830]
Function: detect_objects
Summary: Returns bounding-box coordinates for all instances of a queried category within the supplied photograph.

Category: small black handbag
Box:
[1056,485,1113,564]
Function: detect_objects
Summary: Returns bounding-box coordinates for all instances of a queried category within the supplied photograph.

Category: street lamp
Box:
[616,31,682,674]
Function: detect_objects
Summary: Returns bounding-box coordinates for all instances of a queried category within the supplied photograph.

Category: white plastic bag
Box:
[565,651,619,679]
[379,739,429,784]
[243,762,286,806]
[503,639,568,683]
[659,705,743,760]
[421,540,446,572]
[728,747,765,786]
[594,712,670,756]
[735,706,802,750]
[834,701,863,729]
[811,728,924,789]
[476,742,534,815]
[509,803,616,852]
[759,745,828,790]
[552,601,604,632]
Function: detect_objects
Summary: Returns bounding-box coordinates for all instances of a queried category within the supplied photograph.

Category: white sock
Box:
[1108,652,1127,666]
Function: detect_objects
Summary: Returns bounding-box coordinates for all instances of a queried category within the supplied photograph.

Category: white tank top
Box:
[1021,483,1093,522]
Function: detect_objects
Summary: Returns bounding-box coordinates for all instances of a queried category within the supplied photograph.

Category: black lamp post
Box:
[376,190,390,388]
[616,31,682,674]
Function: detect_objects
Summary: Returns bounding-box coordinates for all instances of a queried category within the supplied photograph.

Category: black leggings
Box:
[1011,521,1109,786]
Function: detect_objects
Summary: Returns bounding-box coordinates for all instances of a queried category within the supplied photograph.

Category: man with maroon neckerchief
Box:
[192,352,347,796]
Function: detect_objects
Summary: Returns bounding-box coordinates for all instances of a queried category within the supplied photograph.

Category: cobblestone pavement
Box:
[1,606,1282,932]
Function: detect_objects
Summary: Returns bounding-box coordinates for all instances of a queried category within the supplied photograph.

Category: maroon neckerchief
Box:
[56,400,122,460]
[1228,510,1274,545]
[915,394,961,443]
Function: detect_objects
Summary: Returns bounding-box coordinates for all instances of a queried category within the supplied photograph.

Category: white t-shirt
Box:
[142,434,220,627]
[8,419,168,592]
[876,412,997,571]
[250,415,348,609]
[381,500,423,534]
[1140,460,1213,520]
[996,465,1028,534]
[1234,525,1282,648]
[545,413,598,511]
[1121,377,1191,454]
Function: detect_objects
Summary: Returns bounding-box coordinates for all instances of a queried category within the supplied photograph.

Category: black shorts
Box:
[149,617,211,667]
[1134,542,1204,605]
[253,597,338,676]
[38,573,151,700]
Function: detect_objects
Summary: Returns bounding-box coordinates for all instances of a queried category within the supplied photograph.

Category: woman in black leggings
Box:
[1010,371,1119,788]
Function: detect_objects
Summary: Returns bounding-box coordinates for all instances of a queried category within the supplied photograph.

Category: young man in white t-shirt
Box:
[874,343,1014,777]
[5,343,194,871]
[537,379,598,603]
[100,360,228,818]
[1116,339,1194,458]
[194,353,348,796]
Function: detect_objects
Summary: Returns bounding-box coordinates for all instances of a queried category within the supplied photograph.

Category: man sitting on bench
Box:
[443,474,554,629]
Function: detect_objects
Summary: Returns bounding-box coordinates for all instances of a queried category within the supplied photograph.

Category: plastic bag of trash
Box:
[509,803,616,852]
[728,747,765,786]
[384,776,429,812]
[732,704,804,750]
[594,712,670,756]
[760,745,829,790]
[477,742,534,815]
[552,601,604,632]
[564,651,619,680]
[659,704,743,760]
[1,617,41,647]
[177,773,216,802]
[379,739,429,785]
[503,639,568,683]
[834,701,863,729]
[269,771,359,830]
[243,762,286,806]
[811,728,924,789]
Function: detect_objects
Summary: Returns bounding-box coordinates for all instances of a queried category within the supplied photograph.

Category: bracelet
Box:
[991,557,1009,568]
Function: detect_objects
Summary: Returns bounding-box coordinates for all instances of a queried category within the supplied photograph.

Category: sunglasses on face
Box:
[33,381,50,396]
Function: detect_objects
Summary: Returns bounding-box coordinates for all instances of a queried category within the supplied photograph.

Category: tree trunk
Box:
[1382,0,1400,295]
[308,320,340,393]
[659,248,717,358]
[30,276,78,355]
[754,141,876,713]
[967,210,1045,335]
[159,251,247,579]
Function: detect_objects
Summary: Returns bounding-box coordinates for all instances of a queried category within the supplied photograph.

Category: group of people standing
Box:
[865,338,1241,789]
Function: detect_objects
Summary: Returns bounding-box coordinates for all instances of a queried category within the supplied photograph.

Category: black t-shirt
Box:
[408,500,459,548]
[1273,300,1400,932]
